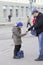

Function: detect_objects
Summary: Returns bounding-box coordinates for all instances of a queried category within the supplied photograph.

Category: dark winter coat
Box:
[28,12,43,36]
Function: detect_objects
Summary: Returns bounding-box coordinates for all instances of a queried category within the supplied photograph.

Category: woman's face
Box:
[33,12,38,17]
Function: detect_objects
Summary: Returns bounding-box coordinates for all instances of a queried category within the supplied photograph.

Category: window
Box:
[41,8,43,12]
[3,9,6,18]
[15,6,19,17]
[16,9,18,17]
[33,0,36,2]
[21,6,24,16]
[10,9,13,16]
[30,0,36,2]
[32,0,36,2]
[9,6,13,16]
[26,7,29,16]
[3,6,7,18]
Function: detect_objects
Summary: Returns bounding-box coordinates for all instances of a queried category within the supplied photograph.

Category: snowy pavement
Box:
[0,26,43,65]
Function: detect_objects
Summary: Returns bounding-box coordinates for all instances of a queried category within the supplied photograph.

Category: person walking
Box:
[8,15,12,22]
[27,9,43,61]
[27,16,31,27]
[12,22,27,59]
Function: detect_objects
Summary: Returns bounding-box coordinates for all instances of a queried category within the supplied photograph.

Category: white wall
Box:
[0,0,29,3]
[36,0,43,5]
[0,1,29,23]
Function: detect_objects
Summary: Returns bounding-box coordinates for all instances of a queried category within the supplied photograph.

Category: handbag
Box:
[31,29,36,36]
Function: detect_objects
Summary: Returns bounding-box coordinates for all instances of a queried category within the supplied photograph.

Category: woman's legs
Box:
[38,32,43,58]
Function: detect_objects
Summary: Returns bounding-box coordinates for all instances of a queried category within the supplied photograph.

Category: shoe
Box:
[20,51,24,58]
[13,56,21,59]
[17,50,24,58]
[35,57,43,61]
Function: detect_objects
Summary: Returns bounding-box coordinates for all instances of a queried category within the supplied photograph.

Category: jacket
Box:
[32,17,37,24]
[28,13,43,36]
[12,26,26,45]
[27,17,30,23]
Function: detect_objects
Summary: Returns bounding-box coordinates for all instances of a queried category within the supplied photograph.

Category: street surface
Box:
[0,25,43,65]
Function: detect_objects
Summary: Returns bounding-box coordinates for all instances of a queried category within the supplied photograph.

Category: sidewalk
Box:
[0,20,27,26]
[0,22,15,26]
[0,25,43,65]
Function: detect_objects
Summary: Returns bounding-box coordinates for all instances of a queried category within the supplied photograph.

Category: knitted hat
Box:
[32,9,38,14]
[17,22,23,26]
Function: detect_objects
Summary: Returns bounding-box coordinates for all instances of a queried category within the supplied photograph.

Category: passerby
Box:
[12,22,27,59]
[27,16,31,27]
[27,9,43,61]
[8,15,12,22]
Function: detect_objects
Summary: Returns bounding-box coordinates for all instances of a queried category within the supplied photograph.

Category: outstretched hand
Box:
[25,30,28,35]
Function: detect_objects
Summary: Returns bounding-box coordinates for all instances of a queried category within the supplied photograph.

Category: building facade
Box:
[0,1,30,23]
[30,0,43,14]
[0,0,43,23]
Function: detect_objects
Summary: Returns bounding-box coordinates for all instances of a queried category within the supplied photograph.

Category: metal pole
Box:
[29,0,32,12]
[29,0,33,18]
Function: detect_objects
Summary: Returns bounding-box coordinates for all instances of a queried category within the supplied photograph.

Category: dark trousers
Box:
[27,22,31,27]
[8,18,11,22]
[14,45,21,56]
